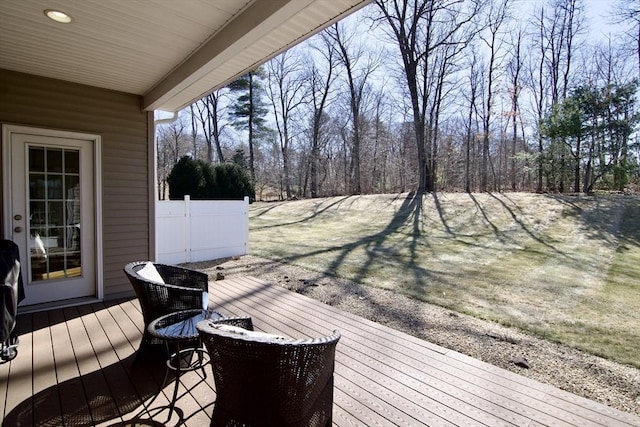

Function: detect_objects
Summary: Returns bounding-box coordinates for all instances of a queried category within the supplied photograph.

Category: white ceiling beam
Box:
[143,0,314,111]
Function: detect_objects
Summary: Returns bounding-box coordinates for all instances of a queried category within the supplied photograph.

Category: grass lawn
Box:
[248,192,640,368]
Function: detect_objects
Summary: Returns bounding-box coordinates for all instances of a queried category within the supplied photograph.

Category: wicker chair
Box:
[197,319,340,427]
[124,261,208,355]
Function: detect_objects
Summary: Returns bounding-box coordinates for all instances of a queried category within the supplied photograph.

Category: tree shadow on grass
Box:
[310,191,575,295]
[246,192,640,380]
[324,192,435,289]
[486,193,576,260]
[542,193,640,249]
[294,193,559,303]
[274,192,452,313]
[276,192,501,296]
[251,196,351,230]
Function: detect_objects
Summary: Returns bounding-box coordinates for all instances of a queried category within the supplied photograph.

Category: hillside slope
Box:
[248,192,640,367]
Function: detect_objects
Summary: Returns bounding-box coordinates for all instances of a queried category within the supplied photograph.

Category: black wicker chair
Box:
[124,261,208,355]
[197,319,340,427]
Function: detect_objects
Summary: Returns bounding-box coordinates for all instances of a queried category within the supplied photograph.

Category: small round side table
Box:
[147,308,222,420]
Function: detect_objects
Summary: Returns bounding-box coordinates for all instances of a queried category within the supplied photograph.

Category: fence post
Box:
[243,196,249,253]
[184,195,191,263]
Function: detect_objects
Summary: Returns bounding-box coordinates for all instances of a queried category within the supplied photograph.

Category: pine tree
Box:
[228,67,270,182]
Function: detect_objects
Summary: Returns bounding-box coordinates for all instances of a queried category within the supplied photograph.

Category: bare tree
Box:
[325,21,379,195]
[589,37,636,87]
[193,89,228,164]
[156,114,189,199]
[528,0,584,192]
[479,0,511,192]
[162,115,188,164]
[369,87,391,193]
[609,0,640,80]
[189,104,198,159]
[266,48,309,199]
[158,0,638,199]
[463,47,482,193]
[506,23,525,191]
[375,0,484,193]
[307,30,340,198]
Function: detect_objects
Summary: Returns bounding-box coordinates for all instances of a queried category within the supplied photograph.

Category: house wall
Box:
[0,69,153,298]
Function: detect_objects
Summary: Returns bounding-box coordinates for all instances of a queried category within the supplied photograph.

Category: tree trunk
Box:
[248,73,256,182]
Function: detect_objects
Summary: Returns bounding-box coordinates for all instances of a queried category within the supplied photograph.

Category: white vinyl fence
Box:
[156,196,249,264]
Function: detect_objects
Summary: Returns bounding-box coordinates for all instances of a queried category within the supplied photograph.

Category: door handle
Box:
[14,214,22,221]
[14,226,23,233]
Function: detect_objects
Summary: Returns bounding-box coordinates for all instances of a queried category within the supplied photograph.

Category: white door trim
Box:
[2,124,104,301]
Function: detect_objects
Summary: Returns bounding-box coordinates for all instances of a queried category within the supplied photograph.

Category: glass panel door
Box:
[6,129,96,306]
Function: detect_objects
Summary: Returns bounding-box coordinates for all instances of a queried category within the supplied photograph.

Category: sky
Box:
[584,0,616,38]
[511,0,620,40]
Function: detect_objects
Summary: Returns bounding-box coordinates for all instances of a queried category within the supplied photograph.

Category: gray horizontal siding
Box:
[0,69,152,298]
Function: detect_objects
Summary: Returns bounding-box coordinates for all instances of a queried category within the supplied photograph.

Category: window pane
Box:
[47,149,63,173]
[29,174,46,199]
[65,150,80,173]
[47,201,64,226]
[65,175,80,198]
[29,147,45,172]
[47,175,63,199]
[30,201,46,226]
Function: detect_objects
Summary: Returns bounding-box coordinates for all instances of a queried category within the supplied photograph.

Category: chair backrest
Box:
[1,240,23,342]
[123,261,207,326]
[197,320,340,426]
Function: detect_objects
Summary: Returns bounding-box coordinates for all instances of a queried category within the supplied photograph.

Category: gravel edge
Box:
[187,255,640,416]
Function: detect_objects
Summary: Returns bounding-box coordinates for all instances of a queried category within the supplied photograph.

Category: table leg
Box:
[166,341,181,421]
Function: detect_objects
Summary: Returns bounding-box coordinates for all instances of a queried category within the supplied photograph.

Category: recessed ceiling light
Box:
[44,9,73,24]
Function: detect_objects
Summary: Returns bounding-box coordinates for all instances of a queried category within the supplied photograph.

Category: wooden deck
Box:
[2,276,639,426]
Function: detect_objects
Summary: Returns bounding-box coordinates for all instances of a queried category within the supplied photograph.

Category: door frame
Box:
[2,124,104,303]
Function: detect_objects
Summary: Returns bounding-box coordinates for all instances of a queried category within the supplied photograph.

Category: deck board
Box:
[1,275,638,426]
[215,278,544,425]
[217,278,531,426]
[213,277,478,426]
[32,311,62,426]
[5,312,34,425]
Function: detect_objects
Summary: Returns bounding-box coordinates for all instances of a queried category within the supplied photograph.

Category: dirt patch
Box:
[187,254,640,417]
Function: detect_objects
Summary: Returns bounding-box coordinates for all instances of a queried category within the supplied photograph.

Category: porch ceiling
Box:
[0,0,371,112]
